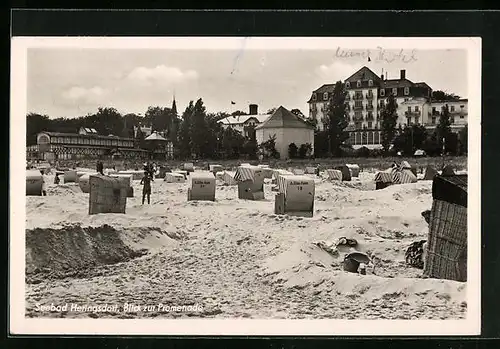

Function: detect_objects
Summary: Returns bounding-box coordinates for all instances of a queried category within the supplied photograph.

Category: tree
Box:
[177,101,195,159]
[26,113,50,146]
[458,125,468,155]
[324,81,349,157]
[189,98,210,158]
[205,113,224,159]
[231,110,247,116]
[91,107,124,136]
[266,107,277,115]
[313,130,329,158]
[380,93,399,153]
[221,127,245,159]
[422,132,441,156]
[290,109,305,119]
[432,90,461,101]
[135,126,146,149]
[298,143,312,159]
[288,143,298,159]
[145,106,173,134]
[259,134,280,159]
[392,124,428,156]
[435,104,453,153]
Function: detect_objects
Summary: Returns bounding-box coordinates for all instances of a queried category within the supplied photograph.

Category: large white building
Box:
[308,66,468,149]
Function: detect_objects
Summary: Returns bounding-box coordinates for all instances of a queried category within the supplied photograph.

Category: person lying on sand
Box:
[140,172,154,205]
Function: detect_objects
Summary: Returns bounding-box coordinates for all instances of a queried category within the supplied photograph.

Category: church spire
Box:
[172,91,177,115]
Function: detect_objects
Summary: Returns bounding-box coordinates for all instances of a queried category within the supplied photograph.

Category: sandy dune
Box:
[25,171,467,319]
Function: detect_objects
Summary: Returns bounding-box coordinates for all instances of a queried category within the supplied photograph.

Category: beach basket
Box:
[165,172,186,183]
[235,166,265,200]
[441,165,456,176]
[346,164,360,177]
[423,165,438,180]
[88,175,128,215]
[26,170,44,196]
[335,165,352,181]
[188,172,216,201]
[326,169,342,181]
[274,175,315,217]
[64,170,77,183]
[222,171,237,185]
[423,175,467,282]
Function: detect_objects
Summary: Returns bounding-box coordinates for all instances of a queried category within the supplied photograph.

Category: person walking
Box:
[140,172,154,205]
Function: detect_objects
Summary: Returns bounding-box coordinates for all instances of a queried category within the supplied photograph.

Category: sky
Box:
[27,48,468,119]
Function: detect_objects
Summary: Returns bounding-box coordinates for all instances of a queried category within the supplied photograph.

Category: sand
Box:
[25,170,467,319]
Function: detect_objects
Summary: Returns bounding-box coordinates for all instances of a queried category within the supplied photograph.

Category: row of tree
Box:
[27,87,467,160]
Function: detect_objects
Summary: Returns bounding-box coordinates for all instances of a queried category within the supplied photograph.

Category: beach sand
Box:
[24,170,467,319]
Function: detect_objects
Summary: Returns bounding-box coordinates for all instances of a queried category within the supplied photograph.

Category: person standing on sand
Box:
[96,160,104,175]
[140,172,153,205]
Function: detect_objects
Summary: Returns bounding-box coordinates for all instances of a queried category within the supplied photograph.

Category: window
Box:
[432,107,436,113]
[460,115,465,119]
[407,106,411,112]
[380,89,385,97]
[432,117,436,124]
[407,117,411,125]
[346,82,350,88]
[323,92,328,101]
[368,121,373,128]
[355,122,362,130]
[392,88,398,96]
[355,101,363,108]
[460,105,464,109]
[450,105,455,112]
[357,80,361,87]
[404,87,410,95]
[415,106,419,112]
[354,111,362,119]
[404,98,409,102]
[368,79,373,87]
[379,100,385,108]
[312,94,316,101]
[451,118,455,124]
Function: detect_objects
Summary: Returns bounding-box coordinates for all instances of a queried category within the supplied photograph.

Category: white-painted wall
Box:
[256,127,314,159]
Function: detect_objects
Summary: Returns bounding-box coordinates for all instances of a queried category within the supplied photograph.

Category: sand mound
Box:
[25,224,185,283]
[46,183,82,196]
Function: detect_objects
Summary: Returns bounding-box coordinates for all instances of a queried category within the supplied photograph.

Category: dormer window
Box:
[345,81,350,88]
[380,89,385,97]
[404,87,410,95]
[368,79,373,87]
[323,92,328,101]
[357,80,362,87]
[312,94,316,101]
[392,88,398,96]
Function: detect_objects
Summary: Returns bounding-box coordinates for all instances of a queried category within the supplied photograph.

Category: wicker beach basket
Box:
[423,174,467,282]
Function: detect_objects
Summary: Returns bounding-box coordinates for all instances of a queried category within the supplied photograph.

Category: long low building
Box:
[30,130,149,161]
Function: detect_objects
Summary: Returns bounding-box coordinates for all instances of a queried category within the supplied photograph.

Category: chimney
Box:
[381,74,384,80]
[400,69,406,80]
[249,104,258,115]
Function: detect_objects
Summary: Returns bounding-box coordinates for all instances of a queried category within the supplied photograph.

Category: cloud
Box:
[61,86,109,104]
[314,61,357,82]
[126,64,198,85]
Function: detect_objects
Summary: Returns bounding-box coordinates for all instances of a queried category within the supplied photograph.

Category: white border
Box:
[10,37,481,336]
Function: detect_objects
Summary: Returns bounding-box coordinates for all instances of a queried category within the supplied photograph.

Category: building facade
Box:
[219,104,272,138]
[30,131,148,161]
[308,66,468,149]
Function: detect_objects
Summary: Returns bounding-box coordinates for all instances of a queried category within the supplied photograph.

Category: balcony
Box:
[405,111,421,117]
[353,105,364,111]
[353,94,364,100]
[366,104,374,111]
[353,114,364,122]
[365,93,374,100]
